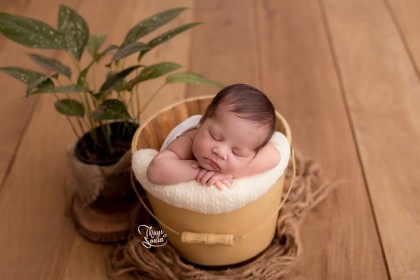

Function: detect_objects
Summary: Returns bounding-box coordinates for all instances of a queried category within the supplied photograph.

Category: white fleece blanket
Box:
[132,132,290,214]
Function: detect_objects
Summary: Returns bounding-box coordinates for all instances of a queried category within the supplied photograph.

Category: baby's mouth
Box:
[203,157,220,171]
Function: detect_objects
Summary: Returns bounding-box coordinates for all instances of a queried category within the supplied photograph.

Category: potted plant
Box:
[0,5,221,242]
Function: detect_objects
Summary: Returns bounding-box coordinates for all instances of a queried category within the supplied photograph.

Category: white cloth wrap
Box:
[132,131,290,214]
[160,115,202,151]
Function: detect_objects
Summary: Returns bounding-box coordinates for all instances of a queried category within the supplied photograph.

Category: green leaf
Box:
[77,45,118,86]
[0,66,47,85]
[92,92,110,102]
[122,7,187,46]
[100,44,119,56]
[87,32,107,57]
[58,5,89,60]
[28,53,71,78]
[125,62,181,90]
[114,79,126,92]
[92,99,131,120]
[77,66,90,87]
[100,65,142,92]
[140,22,201,60]
[166,72,223,88]
[0,12,66,49]
[55,99,84,116]
[148,23,201,49]
[31,84,89,95]
[26,73,55,95]
[111,42,149,63]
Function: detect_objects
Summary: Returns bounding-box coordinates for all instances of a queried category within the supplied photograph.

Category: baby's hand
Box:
[196,169,233,190]
[213,179,234,191]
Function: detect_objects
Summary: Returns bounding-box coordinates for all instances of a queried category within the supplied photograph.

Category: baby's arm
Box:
[234,143,280,178]
[147,131,201,185]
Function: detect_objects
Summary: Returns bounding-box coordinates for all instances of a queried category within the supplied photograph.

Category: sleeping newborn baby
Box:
[147,84,280,190]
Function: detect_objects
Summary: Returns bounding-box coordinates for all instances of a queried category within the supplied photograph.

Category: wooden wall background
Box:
[1,0,419,279]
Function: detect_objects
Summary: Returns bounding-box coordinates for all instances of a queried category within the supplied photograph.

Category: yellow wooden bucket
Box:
[131,95,294,266]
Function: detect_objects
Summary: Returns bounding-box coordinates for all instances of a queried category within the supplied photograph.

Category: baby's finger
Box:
[200,171,215,184]
[214,181,226,190]
[220,179,232,188]
[223,174,233,180]
[191,161,200,169]
[207,174,221,186]
[196,169,207,182]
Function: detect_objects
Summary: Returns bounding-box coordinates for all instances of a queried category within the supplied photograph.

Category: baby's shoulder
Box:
[181,128,198,141]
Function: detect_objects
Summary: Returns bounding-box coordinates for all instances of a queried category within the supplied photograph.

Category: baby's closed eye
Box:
[209,131,222,141]
[232,148,252,158]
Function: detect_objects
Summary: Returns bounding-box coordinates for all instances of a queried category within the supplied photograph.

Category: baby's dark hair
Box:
[201,84,276,150]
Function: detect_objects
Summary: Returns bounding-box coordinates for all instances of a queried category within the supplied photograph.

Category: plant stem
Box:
[76,117,86,136]
[134,84,140,123]
[83,93,95,130]
[125,66,142,123]
[67,52,81,72]
[99,120,112,153]
[138,83,167,119]
[91,63,96,90]
[83,92,99,147]
[51,92,81,139]
[66,51,96,139]
[117,90,127,106]
[129,90,135,120]
[66,116,81,139]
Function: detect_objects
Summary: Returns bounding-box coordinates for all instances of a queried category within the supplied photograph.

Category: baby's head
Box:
[200,84,276,149]
[193,84,276,175]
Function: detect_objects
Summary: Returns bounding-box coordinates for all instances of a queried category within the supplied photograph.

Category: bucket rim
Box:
[131,95,292,154]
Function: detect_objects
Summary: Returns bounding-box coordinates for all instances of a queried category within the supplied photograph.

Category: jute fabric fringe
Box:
[107,150,337,279]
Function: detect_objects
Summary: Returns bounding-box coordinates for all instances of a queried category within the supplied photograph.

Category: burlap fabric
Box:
[65,144,136,242]
[66,144,133,207]
[107,150,337,279]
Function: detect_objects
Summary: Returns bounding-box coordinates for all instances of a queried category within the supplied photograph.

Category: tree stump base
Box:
[70,193,138,243]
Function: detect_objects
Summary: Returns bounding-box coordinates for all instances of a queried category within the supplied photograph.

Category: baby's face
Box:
[192,109,268,176]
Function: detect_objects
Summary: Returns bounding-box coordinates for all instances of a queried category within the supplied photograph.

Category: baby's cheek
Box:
[191,141,201,158]
[224,159,244,175]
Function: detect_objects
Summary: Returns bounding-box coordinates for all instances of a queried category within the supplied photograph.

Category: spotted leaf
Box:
[92,99,131,120]
[58,5,89,60]
[0,12,66,49]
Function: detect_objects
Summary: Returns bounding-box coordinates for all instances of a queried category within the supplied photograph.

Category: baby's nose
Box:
[212,147,227,160]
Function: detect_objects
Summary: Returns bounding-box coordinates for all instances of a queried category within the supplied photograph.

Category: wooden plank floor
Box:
[0,0,419,279]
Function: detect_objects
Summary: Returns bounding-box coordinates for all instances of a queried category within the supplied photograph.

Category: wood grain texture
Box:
[2,0,420,278]
[0,2,81,279]
[256,0,388,278]
[62,236,114,280]
[133,0,195,124]
[322,0,420,279]
[0,0,62,190]
[386,0,420,78]
[0,95,77,280]
[187,0,260,98]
